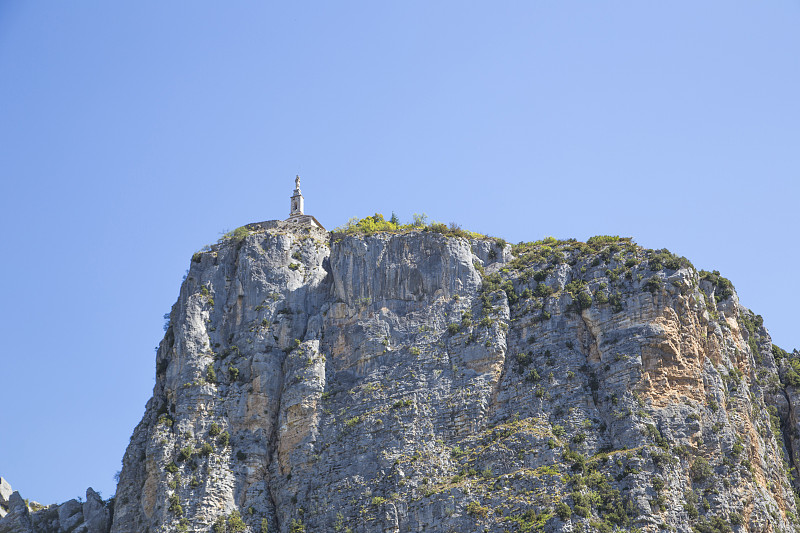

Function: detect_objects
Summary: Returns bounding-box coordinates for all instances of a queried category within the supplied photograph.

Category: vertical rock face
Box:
[106,223,800,533]
[7,222,800,533]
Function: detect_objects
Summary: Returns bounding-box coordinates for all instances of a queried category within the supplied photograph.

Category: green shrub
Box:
[575,291,592,310]
[587,235,623,246]
[699,270,734,302]
[336,213,398,235]
[643,276,663,294]
[218,431,230,448]
[651,449,677,468]
[644,424,668,448]
[168,493,182,515]
[690,457,713,481]
[535,283,554,297]
[178,446,194,462]
[563,280,587,296]
[333,213,484,239]
[563,447,586,472]
[209,422,221,436]
[784,360,800,387]
[228,510,246,533]
[261,518,270,533]
[532,269,549,282]
[767,405,782,437]
[507,509,554,530]
[165,461,179,474]
[228,364,240,381]
[608,292,623,313]
[218,226,252,244]
[730,441,743,458]
[571,491,591,518]
[427,222,448,233]
[200,442,214,456]
[692,516,732,533]
[593,290,608,304]
[206,364,217,384]
[501,280,518,304]
[481,273,502,293]
[465,501,489,518]
[652,477,665,492]
[589,520,613,533]
[772,344,789,360]
[555,501,572,520]
[648,249,692,271]
[288,263,300,271]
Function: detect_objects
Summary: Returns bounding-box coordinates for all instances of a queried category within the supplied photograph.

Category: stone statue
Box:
[295,175,301,190]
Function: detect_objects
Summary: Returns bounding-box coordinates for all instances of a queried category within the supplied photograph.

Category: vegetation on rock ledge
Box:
[333,213,489,241]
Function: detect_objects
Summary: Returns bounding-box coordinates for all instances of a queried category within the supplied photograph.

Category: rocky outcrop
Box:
[5,221,800,533]
[0,478,13,519]
[105,222,800,533]
[0,485,111,533]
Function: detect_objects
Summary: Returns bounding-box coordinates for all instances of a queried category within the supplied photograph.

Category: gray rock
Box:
[0,493,33,533]
[82,489,109,533]
[13,222,800,533]
[6,494,25,515]
[0,478,12,508]
[107,225,800,532]
[0,484,115,533]
[56,499,82,532]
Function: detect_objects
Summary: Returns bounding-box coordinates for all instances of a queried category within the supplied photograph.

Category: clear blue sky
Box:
[0,2,797,505]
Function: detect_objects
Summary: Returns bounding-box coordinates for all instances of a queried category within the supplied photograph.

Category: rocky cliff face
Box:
[4,220,800,533]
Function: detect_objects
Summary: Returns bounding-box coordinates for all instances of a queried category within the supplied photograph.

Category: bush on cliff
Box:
[333,213,483,239]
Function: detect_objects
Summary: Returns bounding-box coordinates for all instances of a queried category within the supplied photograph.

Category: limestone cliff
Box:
[4,220,800,533]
